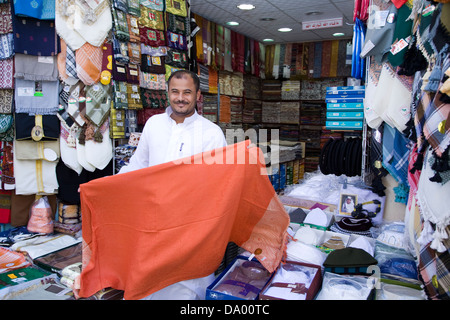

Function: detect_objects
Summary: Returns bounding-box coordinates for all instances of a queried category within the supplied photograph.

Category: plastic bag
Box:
[27,196,54,234]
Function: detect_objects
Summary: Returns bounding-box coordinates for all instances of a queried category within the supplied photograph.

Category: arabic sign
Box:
[302,17,343,30]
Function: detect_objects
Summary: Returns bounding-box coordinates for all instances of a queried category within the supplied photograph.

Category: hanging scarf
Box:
[166,30,187,51]
[13,0,55,20]
[127,14,140,43]
[140,54,166,74]
[14,79,60,115]
[321,41,332,78]
[138,6,165,30]
[166,11,188,35]
[14,54,59,82]
[313,42,322,78]
[0,33,13,60]
[387,0,414,67]
[77,141,289,300]
[112,81,128,110]
[75,42,103,86]
[112,7,130,42]
[126,84,142,110]
[165,0,187,17]
[193,13,204,64]
[139,27,166,47]
[140,0,164,11]
[126,0,140,17]
[139,72,166,91]
[0,3,12,35]
[165,48,188,69]
[223,27,232,72]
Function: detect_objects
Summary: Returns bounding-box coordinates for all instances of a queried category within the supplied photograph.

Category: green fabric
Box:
[388,0,414,67]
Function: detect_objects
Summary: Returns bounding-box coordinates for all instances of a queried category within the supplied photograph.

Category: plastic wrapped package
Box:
[212,260,272,300]
[374,242,418,280]
[376,282,426,300]
[27,196,53,234]
[316,272,375,300]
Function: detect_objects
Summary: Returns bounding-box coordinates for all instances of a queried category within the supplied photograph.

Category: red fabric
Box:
[78,141,289,300]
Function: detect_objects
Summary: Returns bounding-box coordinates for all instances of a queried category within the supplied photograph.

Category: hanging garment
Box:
[13,0,55,20]
[369,62,413,132]
[360,2,397,64]
[417,148,450,253]
[76,42,103,86]
[140,0,164,11]
[55,0,112,50]
[11,4,58,56]
[0,3,12,35]
[387,0,414,67]
[77,140,290,300]
[14,54,59,82]
[165,0,187,17]
[14,79,60,115]
[138,6,165,30]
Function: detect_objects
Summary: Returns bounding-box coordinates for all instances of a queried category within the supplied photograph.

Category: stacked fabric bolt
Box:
[281,80,301,100]
[262,80,282,101]
[230,97,243,123]
[280,102,300,124]
[262,101,281,124]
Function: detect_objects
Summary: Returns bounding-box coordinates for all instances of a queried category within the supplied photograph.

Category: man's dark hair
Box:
[167,70,200,92]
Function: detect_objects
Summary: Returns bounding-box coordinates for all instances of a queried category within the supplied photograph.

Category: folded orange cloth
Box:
[78,140,289,300]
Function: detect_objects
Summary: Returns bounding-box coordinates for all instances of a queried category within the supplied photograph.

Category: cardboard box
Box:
[326,120,363,130]
[206,256,273,300]
[259,261,322,300]
[326,102,364,111]
[326,111,364,120]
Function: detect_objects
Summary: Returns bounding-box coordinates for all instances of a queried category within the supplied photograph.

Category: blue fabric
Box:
[382,123,411,186]
[14,0,55,20]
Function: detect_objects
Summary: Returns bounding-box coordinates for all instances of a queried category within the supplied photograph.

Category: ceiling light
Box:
[237,4,255,10]
[226,21,240,26]
[260,17,275,21]
[333,32,345,37]
[263,38,274,42]
[278,27,292,32]
[305,11,323,16]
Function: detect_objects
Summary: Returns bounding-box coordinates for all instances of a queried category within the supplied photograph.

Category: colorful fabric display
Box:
[113,81,128,109]
[76,42,103,86]
[14,54,59,81]
[0,89,13,113]
[166,30,187,51]
[127,0,140,16]
[165,48,188,69]
[127,84,142,109]
[139,72,166,90]
[0,3,12,35]
[139,6,165,30]
[127,14,140,42]
[166,11,188,35]
[139,26,166,47]
[112,36,129,65]
[12,5,58,56]
[112,6,130,42]
[13,0,55,20]
[0,33,13,60]
[77,140,289,300]
[112,0,127,12]
[165,0,187,17]
[140,88,167,109]
[140,0,164,11]
[55,0,112,51]
[140,54,166,74]
[14,79,60,115]
[140,44,167,56]
[126,63,140,84]
[0,58,13,89]
[128,41,141,65]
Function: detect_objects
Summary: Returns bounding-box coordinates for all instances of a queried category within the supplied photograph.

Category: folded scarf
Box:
[77,141,289,300]
[14,54,59,82]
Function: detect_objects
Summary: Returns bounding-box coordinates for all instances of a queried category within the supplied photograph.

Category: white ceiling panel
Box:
[190,0,355,44]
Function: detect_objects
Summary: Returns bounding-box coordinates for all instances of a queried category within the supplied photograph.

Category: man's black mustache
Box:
[174,100,189,105]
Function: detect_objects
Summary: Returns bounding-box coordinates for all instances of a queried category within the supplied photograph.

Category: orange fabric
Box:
[75,43,103,85]
[78,141,289,300]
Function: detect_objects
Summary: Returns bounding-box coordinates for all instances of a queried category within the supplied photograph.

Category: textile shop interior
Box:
[0,0,449,301]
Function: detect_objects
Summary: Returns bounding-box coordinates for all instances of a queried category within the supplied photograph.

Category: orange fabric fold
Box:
[78,141,289,300]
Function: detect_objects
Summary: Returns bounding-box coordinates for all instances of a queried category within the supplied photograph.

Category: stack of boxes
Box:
[325,86,365,130]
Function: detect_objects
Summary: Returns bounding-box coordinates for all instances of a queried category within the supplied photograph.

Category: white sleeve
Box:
[118,123,151,174]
